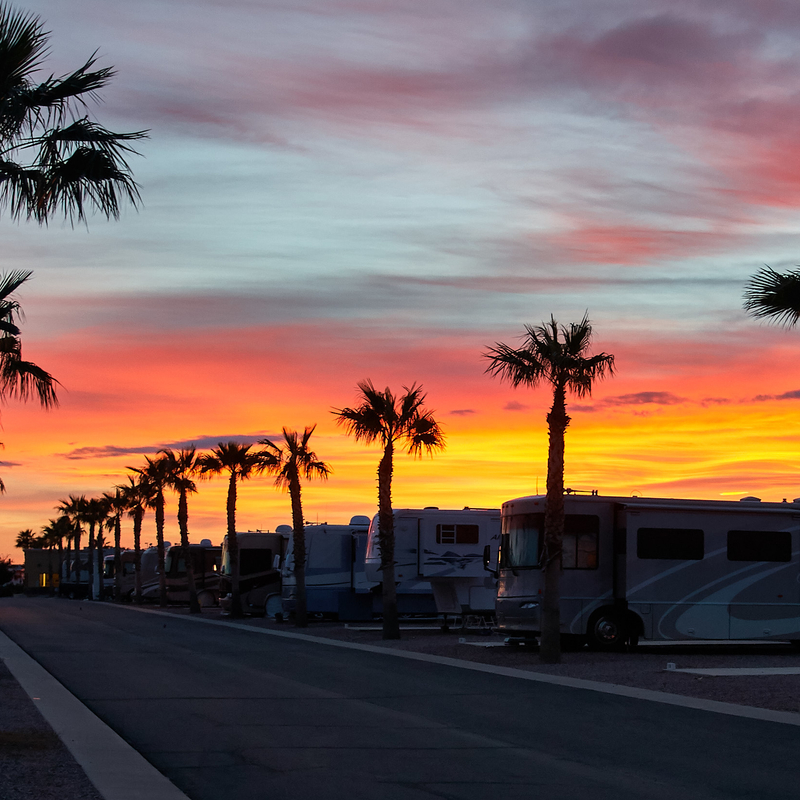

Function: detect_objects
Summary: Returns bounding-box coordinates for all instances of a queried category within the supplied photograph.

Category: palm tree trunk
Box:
[63,535,72,597]
[156,490,167,608]
[540,383,570,664]
[227,472,243,617]
[114,514,122,601]
[95,529,105,600]
[87,523,95,600]
[133,509,143,604]
[179,488,200,613]
[289,475,308,628]
[378,441,400,640]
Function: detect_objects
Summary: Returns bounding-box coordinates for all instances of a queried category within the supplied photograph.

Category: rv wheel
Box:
[588,610,627,650]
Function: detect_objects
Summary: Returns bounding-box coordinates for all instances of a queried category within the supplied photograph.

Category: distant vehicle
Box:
[59,549,111,599]
[102,550,137,599]
[219,530,289,616]
[142,540,221,606]
[492,493,800,648]
[366,508,501,616]
[281,516,375,620]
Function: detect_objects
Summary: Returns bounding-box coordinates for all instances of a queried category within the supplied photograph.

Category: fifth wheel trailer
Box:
[494,493,800,647]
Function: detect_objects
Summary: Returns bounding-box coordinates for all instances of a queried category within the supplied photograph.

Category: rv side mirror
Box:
[272,554,281,570]
[483,544,497,576]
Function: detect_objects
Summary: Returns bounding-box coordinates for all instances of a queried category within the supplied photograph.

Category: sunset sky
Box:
[4,0,800,557]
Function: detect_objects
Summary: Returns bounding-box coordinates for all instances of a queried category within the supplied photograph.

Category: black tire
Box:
[587,610,628,650]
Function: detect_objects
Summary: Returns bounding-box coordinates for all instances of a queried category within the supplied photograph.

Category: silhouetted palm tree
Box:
[0,4,146,223]
[333,381,444,640]
[57,493,87,588]
[260,426,331,628]
[743,266,800,327]
[119,473,153,604]
[484,315,615,664]
[130,455,170,607]
[15,528,34,548]
[103,488,127,600]
[160,446,201,613]
[198,442,268,617]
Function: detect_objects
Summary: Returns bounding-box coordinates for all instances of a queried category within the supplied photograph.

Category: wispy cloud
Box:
[61,434,272,460]
[754,389,800,402]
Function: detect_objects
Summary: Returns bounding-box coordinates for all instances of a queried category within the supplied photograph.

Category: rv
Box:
[219,530,288,615]
[102,550,137,599]
[366,508,501,616]
[493,493,800,647]
[281,516,375,620]
[141,540,221,606]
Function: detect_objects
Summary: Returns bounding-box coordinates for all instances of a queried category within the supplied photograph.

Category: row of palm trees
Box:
[23,380,445,638]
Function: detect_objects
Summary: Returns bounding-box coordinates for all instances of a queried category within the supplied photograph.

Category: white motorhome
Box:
[494,493,800,647]
[366,508,501,616]
[281,516,375,620]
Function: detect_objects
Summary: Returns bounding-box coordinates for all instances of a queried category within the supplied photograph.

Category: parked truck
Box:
[492,492,800,648]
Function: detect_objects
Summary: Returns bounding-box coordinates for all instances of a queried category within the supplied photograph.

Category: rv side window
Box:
[637,528,704,560]
[240,549,274,575]
[562,515,599,569]
[727,530,791,562]
[501,513,542,568]
[436,524,480,545]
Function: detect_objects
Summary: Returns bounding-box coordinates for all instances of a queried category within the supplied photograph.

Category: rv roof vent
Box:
[740,496,761,502]
[349,515,371,526]
[423,506,439,510]
[276,524,293,534]
[199,538,212,547]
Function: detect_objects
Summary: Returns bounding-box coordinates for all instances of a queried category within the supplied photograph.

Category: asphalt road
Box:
[2,598,799,800]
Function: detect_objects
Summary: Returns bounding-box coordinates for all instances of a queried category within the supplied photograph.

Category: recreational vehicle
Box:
[281,516,375,620]
[141,541,221,606]
[493,493,800,647]
[219,530,288,615]
[102,550,137,598]
[366,508,501,616]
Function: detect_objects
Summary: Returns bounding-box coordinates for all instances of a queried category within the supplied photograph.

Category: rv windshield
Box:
[502,513,543,568]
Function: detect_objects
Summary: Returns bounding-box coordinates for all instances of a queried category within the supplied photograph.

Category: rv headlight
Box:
[520,602,539,609]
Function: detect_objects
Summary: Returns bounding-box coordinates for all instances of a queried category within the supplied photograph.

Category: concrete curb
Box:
[0,629,191,800]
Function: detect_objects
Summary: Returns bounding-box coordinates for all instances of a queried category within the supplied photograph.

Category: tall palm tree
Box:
[333,381,445,640]
[743,266,800,326]
[160,446,202,613]
[130,454,170,607]
[119,473,153,604]
[103,488,127,601]
[0,3,146,224]
[40,515,72,590]
[259,426,331,628]
[83,496,108,601]
[484,315,615,664]
[198,442,268,618]
[57,493,87,588]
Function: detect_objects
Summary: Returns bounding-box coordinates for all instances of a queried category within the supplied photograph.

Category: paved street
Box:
[2,597,799,800]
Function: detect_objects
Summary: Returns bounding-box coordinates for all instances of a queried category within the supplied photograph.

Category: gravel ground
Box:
[0,660,103,800]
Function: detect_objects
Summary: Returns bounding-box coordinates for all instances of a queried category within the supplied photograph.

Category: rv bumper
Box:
[495,598,541,634]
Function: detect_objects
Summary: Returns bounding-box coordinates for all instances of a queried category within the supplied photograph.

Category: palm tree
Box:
[130,455,170,607]
[484,315,615,664]
[15,528,35,548]
[160,446,202,613]
[0,4,146,224]
[198,442,268,618]
[103,488,127,601]
[83,496,109,600]
[743,266,800,326]
[259,426,331,628]
[40,515,72,590]
[333,381,445,640]
[57,493,87,588]
[119,473,153,604]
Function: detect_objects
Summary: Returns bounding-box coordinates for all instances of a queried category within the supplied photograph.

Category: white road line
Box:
[0,629,191,800]
[675,667,800,676]
[121,605,800,727]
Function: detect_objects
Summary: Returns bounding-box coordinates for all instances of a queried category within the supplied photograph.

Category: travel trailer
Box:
[141,540,221,606]
[103,550,136,598]
[366,508,502,616]
[281,516,375,620]
[219,530,288,615]
[492,493,800,647]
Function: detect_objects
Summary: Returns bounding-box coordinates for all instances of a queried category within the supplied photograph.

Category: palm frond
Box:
[743,266,800,327]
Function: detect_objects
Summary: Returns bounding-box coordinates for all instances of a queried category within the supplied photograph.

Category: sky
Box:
[4,0,800,557]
